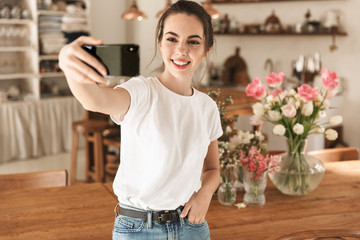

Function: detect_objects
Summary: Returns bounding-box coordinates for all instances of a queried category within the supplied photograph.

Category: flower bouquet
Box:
[208,89,239,205]
[245,69,342,196]
[240,147,281,205]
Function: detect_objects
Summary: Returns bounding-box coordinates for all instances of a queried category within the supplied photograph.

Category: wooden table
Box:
[0,183,117,240]
[1,161,359,239]
[206,160,360,240]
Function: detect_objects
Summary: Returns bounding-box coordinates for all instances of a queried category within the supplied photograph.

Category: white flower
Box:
[273,124,286,136]
[325,129,338,141]
[255,130,265,141]
[313,126,325,134]
[268,110,282,121]
[238,131,254,144]
[266,95,277,104]
[293,123,304,135]
[314,95,324,107]
[225,126,232,133]
[288,89,296,96]
[316,111,326,120]
[287,97,296,106]
[301,101,313,116]
[252,102,265,117]
[329,115,343,126]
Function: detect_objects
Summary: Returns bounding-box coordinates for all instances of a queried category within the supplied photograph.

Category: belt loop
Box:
[146,210,153,229]
[114,203,120,217]
[177,207,185,226]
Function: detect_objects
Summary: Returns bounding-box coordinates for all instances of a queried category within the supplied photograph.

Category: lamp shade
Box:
[202,0,221,19]
[122,0,147,21]
[156,0,172,18]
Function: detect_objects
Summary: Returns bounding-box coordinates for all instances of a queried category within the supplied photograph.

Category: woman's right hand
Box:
[58,36,107,85]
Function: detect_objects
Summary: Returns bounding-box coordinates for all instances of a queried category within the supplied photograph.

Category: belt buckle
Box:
[157,210,176,225]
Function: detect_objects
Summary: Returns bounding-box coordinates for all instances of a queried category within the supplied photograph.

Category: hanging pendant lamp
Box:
[122,0,147,21]
[202,0,221,19]
[156,0,172,18]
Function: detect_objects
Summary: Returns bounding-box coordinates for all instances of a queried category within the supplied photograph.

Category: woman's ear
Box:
[204,47,212,57]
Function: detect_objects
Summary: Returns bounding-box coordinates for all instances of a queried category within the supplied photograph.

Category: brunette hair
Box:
[156,0,214,52]
[148,0,215,82]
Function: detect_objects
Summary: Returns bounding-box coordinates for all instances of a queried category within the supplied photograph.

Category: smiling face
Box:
[159,13,207,82]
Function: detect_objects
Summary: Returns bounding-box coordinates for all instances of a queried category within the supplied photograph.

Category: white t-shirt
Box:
[111,76,223,210]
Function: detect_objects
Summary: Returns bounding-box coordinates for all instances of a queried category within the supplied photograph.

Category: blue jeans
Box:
[112,203,210,240]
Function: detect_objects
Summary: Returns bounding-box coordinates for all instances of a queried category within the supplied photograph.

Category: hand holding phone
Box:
[82,44,140,77]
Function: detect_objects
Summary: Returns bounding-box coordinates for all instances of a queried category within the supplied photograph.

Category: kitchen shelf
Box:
[39,54,59,61]
[37,10,67,16]
[0,73,36,80]
[0,19,34,25]
[0,46,34,52]
[40,72,64,78]
[215,32,348,36]
[0,0,90,100]
[213,0,341,3]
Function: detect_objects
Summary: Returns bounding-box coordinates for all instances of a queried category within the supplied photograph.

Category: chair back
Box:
[0,169,68,191]
[307,147,359,162]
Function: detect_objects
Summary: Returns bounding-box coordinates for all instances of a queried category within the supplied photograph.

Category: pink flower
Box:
[265,72,285,88]
[325,88,338,99]
[322,68,338,89]
[246,78,266,99]
[270,89,283,97]
[281,104,297,118]
[297,84,318,101]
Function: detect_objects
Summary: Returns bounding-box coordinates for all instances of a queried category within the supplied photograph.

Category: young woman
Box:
[59,1,222,239]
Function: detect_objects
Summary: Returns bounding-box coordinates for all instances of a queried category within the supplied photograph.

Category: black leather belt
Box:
[117,206,182,225]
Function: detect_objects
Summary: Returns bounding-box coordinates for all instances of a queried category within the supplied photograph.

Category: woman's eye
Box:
[166,38,177,42]
[188,40,200,45]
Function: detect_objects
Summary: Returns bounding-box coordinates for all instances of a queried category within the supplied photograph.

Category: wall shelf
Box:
[0,46,34,52]
[212,0,341,3]
[39,54,59,61]
[40,72,64,78]
[0,73,36,81]
[215,32,348,36]
[0,19,33,25]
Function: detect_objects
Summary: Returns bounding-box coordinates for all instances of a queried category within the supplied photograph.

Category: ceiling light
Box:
[202,0,221,19]
[122,0,147,21]
[156,0,172,18]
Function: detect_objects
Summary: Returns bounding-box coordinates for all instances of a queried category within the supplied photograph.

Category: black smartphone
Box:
[82,44,140,77]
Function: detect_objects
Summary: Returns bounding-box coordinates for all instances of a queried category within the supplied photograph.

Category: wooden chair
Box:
[71,111,120,184]
[0,169,68,192]
[307,147,359,163]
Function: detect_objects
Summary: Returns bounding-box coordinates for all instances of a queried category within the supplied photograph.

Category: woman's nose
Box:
[176,43,188,56]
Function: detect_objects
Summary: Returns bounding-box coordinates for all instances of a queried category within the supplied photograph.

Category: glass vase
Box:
[268,139,325,196]
[218,167,236,206]
[234,165,244,192]
[243,168,267,206]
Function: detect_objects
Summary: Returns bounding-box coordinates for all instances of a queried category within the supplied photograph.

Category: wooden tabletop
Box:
[1,161,359,239]
[0,183,117,240]
[206,160,360,240]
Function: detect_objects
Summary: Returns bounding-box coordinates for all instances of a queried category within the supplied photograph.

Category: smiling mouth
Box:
[171,59,191,67]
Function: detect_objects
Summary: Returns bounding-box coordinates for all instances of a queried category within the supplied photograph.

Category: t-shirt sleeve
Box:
[209,100,223,142]
[110,76,150,125]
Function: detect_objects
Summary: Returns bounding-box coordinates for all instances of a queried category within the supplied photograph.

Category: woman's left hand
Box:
[180,191,212,224]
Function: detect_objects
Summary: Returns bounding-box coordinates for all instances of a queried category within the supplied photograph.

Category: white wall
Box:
[90,0,360,151]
